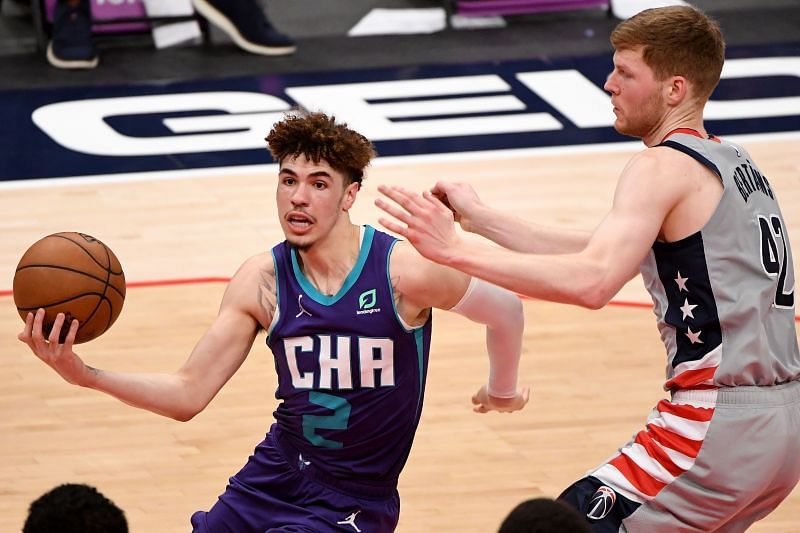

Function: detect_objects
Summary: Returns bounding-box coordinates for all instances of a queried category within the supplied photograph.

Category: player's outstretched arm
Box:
[390,243,529,413]
[377,151,679,309]
[430,181,590,254]
[448,276,530,413]
[17,253,273,422]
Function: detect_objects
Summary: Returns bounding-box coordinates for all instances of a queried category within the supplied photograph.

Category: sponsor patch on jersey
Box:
[356,288,381,315]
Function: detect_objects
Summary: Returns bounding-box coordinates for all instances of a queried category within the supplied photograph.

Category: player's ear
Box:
[341,180,360,211]
[666,75,688,105]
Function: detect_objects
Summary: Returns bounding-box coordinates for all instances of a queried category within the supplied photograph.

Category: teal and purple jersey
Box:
[267,224,432,485]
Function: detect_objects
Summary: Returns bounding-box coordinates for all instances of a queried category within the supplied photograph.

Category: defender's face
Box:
[276,154,356,251]
[604,47,666,138]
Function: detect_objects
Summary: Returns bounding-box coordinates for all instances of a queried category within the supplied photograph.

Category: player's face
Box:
[276,154,358,251]
[604,47,667,139]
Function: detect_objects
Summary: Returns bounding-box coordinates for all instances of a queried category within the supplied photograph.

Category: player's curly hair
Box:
[23,483,128,533]
[266,111,377,187]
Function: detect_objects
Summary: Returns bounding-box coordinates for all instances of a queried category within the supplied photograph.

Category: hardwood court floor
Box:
[1,137,798,531]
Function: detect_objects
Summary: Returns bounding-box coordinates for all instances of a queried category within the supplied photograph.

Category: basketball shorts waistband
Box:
[270,425,398,500]
[672,379,800,407]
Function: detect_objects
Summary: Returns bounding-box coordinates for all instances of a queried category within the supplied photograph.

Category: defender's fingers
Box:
[422,190,453,214]
[374,197,412,223]
[377,185,427,213]
[430,189,453,211]
[377,217,408,237]
[431,181,456,196]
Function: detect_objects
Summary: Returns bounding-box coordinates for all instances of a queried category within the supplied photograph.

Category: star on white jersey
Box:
[675,271,689,292]
[337,510,362,532]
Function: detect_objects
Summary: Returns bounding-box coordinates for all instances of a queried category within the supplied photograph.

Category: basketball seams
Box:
[16,292,109,311]
[15,264,125,299]
[53,233,124,276]
[77,296,113,339]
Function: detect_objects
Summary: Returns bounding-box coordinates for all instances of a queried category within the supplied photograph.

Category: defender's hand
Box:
[430,181,484,233]
[376,184,462,265]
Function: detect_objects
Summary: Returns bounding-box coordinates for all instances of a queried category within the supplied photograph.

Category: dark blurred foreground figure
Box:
[499,498,590,533]
[24,483,128,533]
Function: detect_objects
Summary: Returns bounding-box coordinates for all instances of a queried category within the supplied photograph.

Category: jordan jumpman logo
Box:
[337,510,362,532]
[295,294,312,318]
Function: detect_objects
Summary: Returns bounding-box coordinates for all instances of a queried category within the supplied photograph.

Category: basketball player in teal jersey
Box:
[377,6,800,532]
[18,111,530,532]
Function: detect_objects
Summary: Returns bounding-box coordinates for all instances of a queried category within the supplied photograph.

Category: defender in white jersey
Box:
[376,6,800,532]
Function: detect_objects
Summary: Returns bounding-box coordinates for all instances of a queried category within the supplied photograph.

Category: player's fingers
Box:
[18,311,34,342]
[29,309,54,356]
[30,308,49,346]
[431,181,456,196]
[521,386,531,405]
[374,197,412,224]
[431,189,452,209]
[378,185,426,213]
[473,404,489,414]
[377,184,410,207]
[377,217,408,237]
[62,319,79,349]
[48,312,65,345]
[422,190,454,216]
[471,388,486,405]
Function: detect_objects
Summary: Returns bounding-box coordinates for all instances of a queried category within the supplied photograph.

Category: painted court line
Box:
[1,277,797,322]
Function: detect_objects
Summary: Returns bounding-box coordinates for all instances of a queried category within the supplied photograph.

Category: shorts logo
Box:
[337,510,362,532]
[356,289,381,315]
[586,485,616,520]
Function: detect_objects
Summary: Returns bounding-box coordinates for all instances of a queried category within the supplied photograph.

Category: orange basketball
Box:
[13,232,126,344]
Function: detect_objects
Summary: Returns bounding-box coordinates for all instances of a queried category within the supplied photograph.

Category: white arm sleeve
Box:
[449,277,524,398]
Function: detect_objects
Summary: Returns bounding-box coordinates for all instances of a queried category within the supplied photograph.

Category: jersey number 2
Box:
[302,392,351,449]
[759,215,795,308]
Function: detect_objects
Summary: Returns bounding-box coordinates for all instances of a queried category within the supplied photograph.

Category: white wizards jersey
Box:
[639,130,799,391]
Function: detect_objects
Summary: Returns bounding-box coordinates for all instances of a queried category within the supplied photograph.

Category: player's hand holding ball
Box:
[18,308,90,386]
[14,232,126,385]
